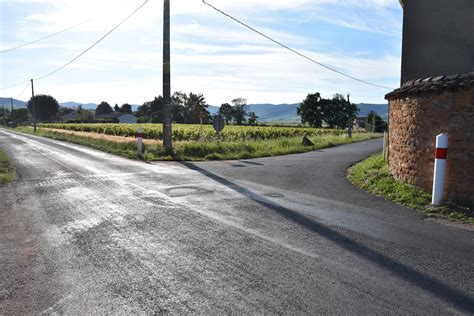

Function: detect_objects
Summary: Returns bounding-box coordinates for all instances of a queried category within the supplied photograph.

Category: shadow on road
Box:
[180,161,474,313]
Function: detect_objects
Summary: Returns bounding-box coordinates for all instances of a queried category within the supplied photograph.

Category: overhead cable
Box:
[202,0,394,90]
[34,0,148,82]
[0,19,92,54]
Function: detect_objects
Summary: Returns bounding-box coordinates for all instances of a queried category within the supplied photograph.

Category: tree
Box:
[326,94,358,129]
[297,93,358,129]
[114,104,120,112]
[136,97,164,123]
[366,111,386,133]
[247,112,258,126]
[297,93,326,128]
[27,94,59,122]
[171,91,187,123]
[187,92,210,124]
[231,98,247,125]
[95,101,113,116]
[121,103,132,114]
[13,108,29,124]
[219,103,233,123]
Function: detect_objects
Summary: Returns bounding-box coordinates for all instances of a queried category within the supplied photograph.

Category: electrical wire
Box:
[0,19,92,54]
[0,80,30,90]
[202,0,394,90]
[34,0,148,82]
[15,82,31,100]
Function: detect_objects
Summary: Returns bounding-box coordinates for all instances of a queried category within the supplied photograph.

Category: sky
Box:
[0,0,403,106]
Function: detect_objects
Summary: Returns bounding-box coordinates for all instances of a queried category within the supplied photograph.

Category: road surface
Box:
[0,129,473,314]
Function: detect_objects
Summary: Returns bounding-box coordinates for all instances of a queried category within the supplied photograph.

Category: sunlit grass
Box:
[348,153,473,224]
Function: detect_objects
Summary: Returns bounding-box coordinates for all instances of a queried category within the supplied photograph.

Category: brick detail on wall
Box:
[387,87,474,206]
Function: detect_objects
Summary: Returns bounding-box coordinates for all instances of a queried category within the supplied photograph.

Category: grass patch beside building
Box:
[348,153,473,225]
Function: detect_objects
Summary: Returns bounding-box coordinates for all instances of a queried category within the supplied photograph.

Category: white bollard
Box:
[137,128,143,157]
[431,133,448,205]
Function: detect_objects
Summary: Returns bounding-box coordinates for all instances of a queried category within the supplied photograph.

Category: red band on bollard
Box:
[137,133,143,138]
[435,148,448,159]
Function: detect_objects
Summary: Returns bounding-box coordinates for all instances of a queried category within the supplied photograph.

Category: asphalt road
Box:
[0,128,473,314]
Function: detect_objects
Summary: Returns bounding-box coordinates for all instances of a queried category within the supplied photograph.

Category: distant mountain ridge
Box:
[1,97,387,123]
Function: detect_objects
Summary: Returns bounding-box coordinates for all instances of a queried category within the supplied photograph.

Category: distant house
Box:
[96,113,138,124]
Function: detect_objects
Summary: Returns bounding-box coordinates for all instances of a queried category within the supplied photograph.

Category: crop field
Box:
[40,123,348,141]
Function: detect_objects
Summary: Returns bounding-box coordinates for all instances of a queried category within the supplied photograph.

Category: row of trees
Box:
[218,98,258,126]
[14,91,382,131]
[297,93,358,129]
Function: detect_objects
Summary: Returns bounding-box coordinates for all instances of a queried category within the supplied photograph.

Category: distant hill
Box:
[0,98,26,109]
[211,103,388,123]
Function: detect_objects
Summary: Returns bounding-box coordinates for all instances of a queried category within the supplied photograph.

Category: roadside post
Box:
[213,115,225,145]
[431,133,448,205]
[383,132,389,161]
[137,128,144,158]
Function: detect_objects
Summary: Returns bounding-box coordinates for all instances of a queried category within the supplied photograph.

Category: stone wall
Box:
[386,73,474,206]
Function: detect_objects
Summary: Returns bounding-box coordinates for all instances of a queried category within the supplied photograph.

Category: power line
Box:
[0,80,30,91]
[34,0,148,82]
[0,19,92,54]
[15,82,31,99]
[201,0,394,90]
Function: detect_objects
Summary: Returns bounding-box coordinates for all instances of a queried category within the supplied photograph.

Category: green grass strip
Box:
[0,149,15,184]
[348,153,473,225]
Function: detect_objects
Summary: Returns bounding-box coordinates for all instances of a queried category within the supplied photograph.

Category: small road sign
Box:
[213,115,225,132]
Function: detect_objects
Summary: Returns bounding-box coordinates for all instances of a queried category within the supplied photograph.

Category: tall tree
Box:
[187,93,210,124]
[231,98,247,125]
[136,96,164,123]
[121,103,133,114]
[95,101,113,116]
[27,94,59,122]
[114,104,120,112]
[297,92,358,129]
[171,91,187,123]
[247,112,258,126]
[326,94,358,129]
[219,103,233,123]
[297,93,326,128]
[13,108,29,124]
[366,111,386,133]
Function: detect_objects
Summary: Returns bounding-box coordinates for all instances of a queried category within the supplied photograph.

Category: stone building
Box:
[386,1,474,206]
[386,73,474,206]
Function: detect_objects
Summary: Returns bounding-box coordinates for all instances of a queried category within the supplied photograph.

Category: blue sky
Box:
[0,0,403,106]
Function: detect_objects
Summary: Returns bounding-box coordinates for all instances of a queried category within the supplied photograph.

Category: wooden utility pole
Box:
[347,94,352,138]
[10,97,14,122]
[31,79,36,132]
[2,105,5,126]
[162,0,172,151]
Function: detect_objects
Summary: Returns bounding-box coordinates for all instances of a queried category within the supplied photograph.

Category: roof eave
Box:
[400,0,404,8]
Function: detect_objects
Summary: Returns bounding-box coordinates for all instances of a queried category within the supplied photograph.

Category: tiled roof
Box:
[385,72,474,100]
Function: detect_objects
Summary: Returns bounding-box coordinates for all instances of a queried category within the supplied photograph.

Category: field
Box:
[26,124,381,161]
[40,123,347,141]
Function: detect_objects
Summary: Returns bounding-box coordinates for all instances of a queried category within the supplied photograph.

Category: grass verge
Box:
[16,126,381,161]
[348,153,473,225]
[0,149,15,184]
